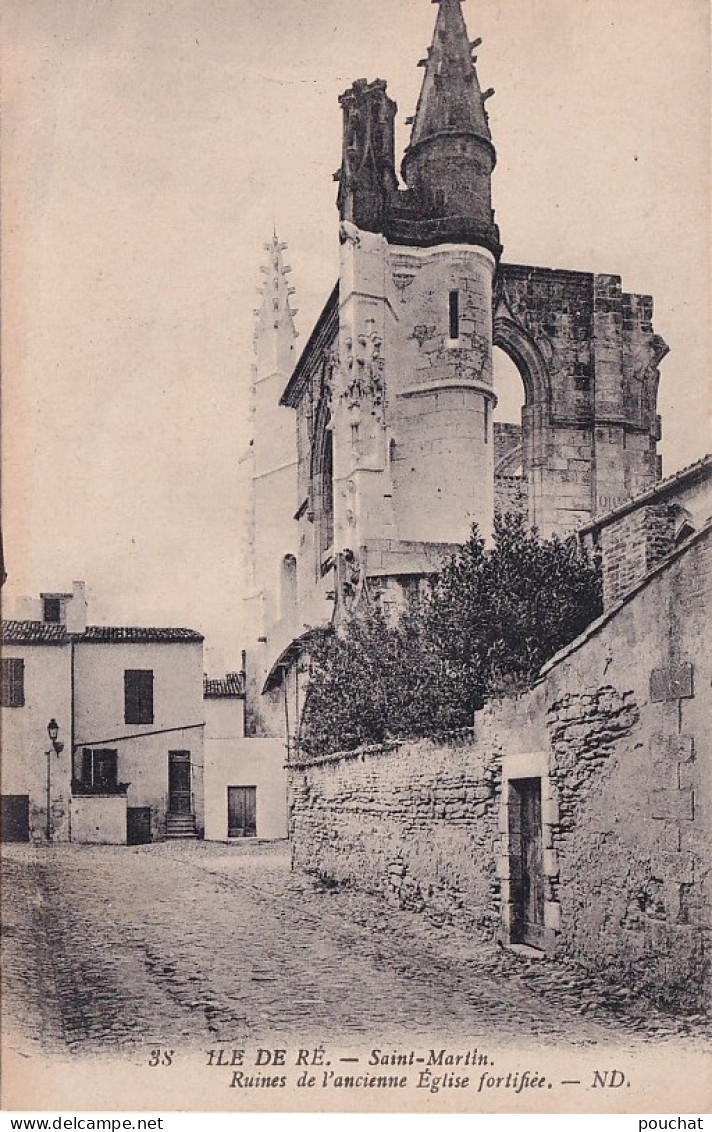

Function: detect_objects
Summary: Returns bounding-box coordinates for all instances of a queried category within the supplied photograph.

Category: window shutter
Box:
[125,669,154,724]
[139,670,154,724]
[124,670,139,724]
[82,748,93,784]
[1,658,24,708]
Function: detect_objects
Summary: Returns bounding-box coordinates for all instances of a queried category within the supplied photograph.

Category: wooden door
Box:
[227,786,257,838]
[1,795,29,842]
[508,777,545,947]
[168,751,191,813]
[127,807,152,845]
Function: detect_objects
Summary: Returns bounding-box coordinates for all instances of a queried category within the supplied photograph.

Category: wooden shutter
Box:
[138,670,154,723]
[94,750,118,789]
[82,748,93,784]
[1,658,24,707]
[125,669,153,724]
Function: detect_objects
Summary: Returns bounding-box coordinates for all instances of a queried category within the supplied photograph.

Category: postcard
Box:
[2,0,710,1116]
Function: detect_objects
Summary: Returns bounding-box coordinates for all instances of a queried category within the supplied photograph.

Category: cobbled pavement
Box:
[2,840,709,1060]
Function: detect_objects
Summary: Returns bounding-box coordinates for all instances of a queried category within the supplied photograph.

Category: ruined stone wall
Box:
[494,475,527,519]
[493,265,664,537]
[291,734,503,935]
[290,527,711,1010]
[600,503,678,607]
[538,527,710,1011]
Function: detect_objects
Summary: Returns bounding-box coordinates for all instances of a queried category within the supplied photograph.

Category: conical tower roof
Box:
[408,0,492,155]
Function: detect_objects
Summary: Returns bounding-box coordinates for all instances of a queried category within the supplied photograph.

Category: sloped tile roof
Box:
[1,620,68,644]
[2,621,204,645]
[81,626,204,643]
[203,672,245,698]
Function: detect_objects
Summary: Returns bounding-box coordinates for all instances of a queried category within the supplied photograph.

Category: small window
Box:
[43,597,61,623]
[124,669,154,724]
[1,658,25,708]
[484,399,490,443]
[449,290,460,340]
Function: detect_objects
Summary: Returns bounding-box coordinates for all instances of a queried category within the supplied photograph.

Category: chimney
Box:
[66,581,88,635]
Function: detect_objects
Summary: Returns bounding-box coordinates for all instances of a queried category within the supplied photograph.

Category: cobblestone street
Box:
[2,840,708,1063]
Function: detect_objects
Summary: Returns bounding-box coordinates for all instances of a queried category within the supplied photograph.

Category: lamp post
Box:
[46,718,64,842]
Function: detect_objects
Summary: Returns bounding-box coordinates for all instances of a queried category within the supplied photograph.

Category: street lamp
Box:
[46,719,64,841]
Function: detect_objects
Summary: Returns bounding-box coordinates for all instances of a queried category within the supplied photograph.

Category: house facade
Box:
[1,582,205,844]
[203,672,288,842]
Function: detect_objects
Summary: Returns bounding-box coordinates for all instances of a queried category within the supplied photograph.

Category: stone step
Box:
[165,813,198,840]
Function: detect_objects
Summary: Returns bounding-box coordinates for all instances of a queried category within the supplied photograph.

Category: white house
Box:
[203,671,288,842]
[1,582,205,844]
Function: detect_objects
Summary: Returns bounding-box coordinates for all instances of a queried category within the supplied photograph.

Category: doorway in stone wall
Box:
[508,777,545,948]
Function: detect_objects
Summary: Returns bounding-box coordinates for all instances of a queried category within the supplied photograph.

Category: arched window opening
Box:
[318,428,334,574]
[493,346,527,522]
[280,554,297,620]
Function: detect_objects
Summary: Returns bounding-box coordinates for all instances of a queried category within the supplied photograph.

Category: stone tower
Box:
[243,234,299,734]
[324,0,501,613]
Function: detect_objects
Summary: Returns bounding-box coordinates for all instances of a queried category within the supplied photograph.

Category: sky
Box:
[2,0,710,664]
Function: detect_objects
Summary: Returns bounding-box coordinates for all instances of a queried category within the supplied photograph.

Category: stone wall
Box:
[600,503,679,606]
[291,734,502,932]
[290,525,711,1011]
[493,265,664,536]
[494,475,527,519]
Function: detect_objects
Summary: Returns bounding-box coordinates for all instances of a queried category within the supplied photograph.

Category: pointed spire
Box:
[398,0,500,257]
[409,0,492,152]
[253,233,299,380]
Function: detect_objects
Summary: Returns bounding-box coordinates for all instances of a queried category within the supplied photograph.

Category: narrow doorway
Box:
[508,777,545,948]
[1,795,30,842]
[227,786,257,838]
[168,751,192,814]
[127,806,152,845]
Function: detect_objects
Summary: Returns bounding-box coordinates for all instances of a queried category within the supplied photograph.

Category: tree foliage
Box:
[299,513,602,758]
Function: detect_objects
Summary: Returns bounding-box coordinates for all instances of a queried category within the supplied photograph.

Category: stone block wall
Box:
[493,265,664,536]
[291,734,503,934]
[494,475,527,519]
[600,503,678,606]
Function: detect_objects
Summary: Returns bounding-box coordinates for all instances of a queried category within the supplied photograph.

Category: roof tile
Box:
[203,672,245,698]
[2,621,204,645]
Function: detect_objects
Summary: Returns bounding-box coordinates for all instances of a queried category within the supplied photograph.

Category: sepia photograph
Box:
[1,0,710,1117]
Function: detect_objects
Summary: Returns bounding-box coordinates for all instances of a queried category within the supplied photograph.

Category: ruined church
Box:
[243,0,668,739]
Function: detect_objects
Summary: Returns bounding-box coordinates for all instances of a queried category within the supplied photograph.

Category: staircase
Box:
[165,812,198,840]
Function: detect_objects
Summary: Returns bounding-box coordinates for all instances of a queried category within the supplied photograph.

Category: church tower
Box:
[243,234,299,734]
[248,0,666,737]
[329,0,500,609]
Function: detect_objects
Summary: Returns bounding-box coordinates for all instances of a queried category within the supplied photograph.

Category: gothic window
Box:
[280,554,298,617]
[319,429,334,572]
